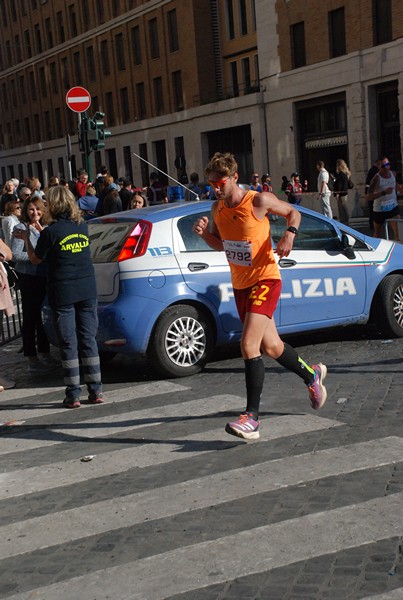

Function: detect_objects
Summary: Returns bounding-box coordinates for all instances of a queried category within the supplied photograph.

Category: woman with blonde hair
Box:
[333,159,351,225]
[13,186,103,408]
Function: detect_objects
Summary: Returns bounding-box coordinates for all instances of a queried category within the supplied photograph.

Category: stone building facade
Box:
[0,0,401,209]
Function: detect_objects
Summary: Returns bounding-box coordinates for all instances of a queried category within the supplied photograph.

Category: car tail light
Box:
[117,220,152,262]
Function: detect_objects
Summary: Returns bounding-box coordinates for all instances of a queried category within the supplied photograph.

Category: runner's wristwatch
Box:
[286,226,298,235]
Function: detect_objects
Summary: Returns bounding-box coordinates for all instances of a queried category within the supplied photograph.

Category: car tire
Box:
[374,274,403,338]
[148,304,214,378]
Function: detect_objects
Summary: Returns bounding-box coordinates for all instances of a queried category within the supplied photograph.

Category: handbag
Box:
[3,261,19,289]
[348,177,354,189]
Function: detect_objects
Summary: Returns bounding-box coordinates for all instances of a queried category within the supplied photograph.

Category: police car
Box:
[88,201,403,377]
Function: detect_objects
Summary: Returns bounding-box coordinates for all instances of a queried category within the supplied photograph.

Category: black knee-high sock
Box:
[275,343,315,385]
[245,356,265,418]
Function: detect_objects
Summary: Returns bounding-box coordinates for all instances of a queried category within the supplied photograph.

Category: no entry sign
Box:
[66,86,91,113]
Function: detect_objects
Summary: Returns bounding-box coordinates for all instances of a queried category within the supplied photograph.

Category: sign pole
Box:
[66,134,72,181]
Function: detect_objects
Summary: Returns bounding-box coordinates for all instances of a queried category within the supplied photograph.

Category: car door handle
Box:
[278,258,297,268]
[188,262,209,271]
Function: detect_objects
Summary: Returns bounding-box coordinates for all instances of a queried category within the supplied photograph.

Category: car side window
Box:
[269,213,340,251]
[177,213,215,251]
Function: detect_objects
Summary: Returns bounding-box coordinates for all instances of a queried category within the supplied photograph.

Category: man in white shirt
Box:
[316,161,332,218]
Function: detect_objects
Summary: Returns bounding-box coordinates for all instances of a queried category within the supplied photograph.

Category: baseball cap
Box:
[291,172,299,178]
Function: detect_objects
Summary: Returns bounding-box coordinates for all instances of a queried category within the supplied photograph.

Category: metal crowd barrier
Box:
[0,287,22,345]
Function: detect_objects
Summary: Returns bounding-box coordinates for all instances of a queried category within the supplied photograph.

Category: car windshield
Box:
[89,222,138,263]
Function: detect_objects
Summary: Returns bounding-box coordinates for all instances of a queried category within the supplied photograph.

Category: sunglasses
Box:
[207,177,230,188]
[381,162,390,168]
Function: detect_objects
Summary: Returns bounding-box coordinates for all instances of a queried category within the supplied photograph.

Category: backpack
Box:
[348,177,354,189]
[327,172,336,192]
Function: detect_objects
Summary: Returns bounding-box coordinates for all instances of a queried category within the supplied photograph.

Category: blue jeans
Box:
[52,298,102,401]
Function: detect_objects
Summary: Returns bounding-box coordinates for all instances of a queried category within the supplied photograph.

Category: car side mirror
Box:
[341,233,356,259]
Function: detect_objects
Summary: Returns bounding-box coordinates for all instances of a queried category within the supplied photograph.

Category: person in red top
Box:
[285,172,307,205]
[74,170,90,198]
[193,152,327,440]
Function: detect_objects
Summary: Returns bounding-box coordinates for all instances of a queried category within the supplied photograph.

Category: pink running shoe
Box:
[308,363,327,409]
[225,413,260,440]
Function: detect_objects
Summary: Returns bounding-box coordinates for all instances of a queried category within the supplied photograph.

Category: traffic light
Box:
[87,112,111,151]
[78,115,89,153]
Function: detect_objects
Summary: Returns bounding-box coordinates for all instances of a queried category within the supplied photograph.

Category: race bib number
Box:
[223,240,252,266]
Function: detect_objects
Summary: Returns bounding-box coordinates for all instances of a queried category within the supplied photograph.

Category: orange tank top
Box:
[214,190,280,289]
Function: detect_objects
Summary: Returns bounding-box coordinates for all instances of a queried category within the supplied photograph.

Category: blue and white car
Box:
[88,201,403,377]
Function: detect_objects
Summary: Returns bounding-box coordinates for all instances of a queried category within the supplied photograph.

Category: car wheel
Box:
[148,305,214,378]
[374,274,403,337]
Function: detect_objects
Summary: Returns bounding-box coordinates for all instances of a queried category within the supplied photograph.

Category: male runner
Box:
[193,152,327,440]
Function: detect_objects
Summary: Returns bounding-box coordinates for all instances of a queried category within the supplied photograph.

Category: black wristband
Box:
[287,226,298,235]
[382,190,386,196]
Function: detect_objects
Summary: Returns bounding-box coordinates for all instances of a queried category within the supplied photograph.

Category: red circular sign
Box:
[65,86,91,113]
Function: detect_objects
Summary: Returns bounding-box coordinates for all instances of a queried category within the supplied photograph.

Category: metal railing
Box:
[0,287,22,345]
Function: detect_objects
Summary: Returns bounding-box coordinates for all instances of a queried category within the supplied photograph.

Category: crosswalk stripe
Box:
[2,436,402,561]
[0,413,342,499]
[0,391,340,455]
[5,492,403,600]
[361,591,403,600]
[0,381,190,421]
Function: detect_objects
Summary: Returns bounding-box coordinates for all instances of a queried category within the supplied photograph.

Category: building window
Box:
[172,70,183,111]
[29,71,37,101]
[291,21,306,68]
[329,8,346,57]
[44,111,51,141]
[239,0,248,35]
[230,61,239,97]
[105,91,114,125]
[33,113,41,140]
[100,40,110,75]
[131,26,142,65]
[1,84,9,110]
[24,117,31,144]
[50,62,58,93]
[56,12,65,43]
[153,77,164,115]
[73,51,82,83]
[96,0,105,25]
[20,0,27,17]
[136,82,146,119]
[55,108,62,138]
[24,30,32,59]
[373,0,392,45]
[120,87,130,123]
[149,18,160,59]
[45,17,53,48]
[242,57,251,92]
[0,46,3,70]
[34,23,42,53]
[86,46,96,81]
[226,0,235,39]
[19,75,26,104]
[115,33,126,70]
[15,35,21,63]
[251,0,256,32]
[167,9,179,52]
[5,41,11,68]
[0,2,7,26]
[112,0,120,18]
[123,146,133,182]
[254,54,259,86]
[39,66,47,97]
[31,0,37,10]
[68,4,78,37]
[61,57,69,89]
[10,1,17,20]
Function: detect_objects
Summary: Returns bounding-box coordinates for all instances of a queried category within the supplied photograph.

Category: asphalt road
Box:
[0,324,403,600]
